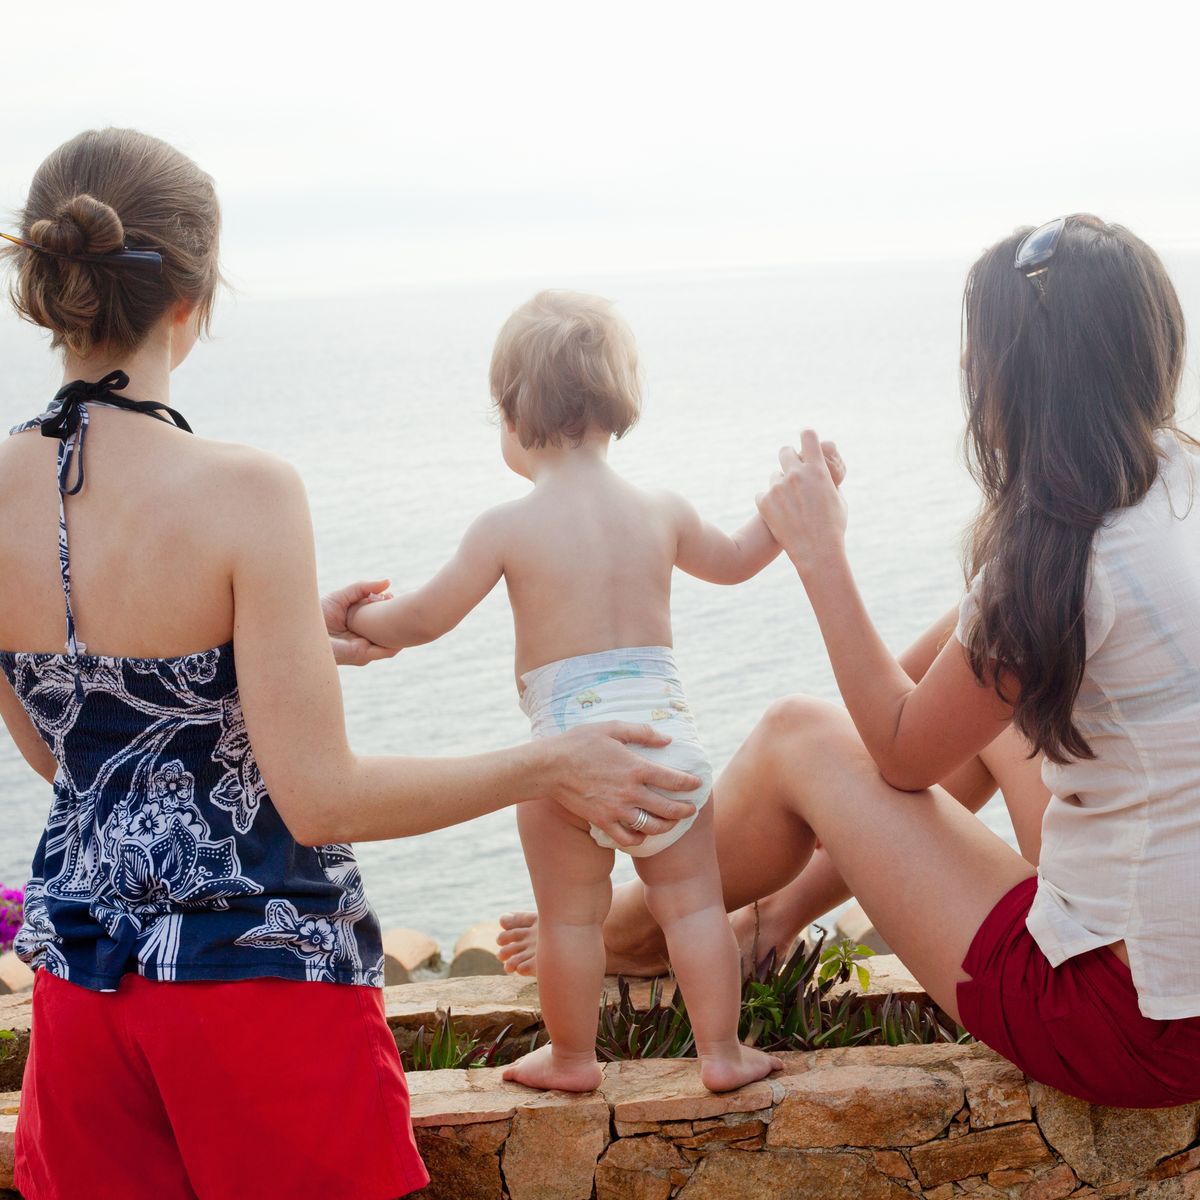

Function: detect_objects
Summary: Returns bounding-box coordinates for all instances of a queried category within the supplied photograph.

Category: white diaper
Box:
[519,646,713,858]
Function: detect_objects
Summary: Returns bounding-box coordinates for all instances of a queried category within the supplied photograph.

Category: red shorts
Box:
[957,877,1200,1108]
[15,971,429,1200]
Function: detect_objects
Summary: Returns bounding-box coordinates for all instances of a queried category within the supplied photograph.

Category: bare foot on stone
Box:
[502,1043,604,1092]
[700,1044,784,1093]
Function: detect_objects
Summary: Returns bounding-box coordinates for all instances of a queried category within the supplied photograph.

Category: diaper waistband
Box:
[519,645,692,736]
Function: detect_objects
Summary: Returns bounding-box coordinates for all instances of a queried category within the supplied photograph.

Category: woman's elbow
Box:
[878,759,938,793]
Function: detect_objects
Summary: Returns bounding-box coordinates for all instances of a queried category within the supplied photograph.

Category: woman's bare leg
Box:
[727,723,1050,965]
[702,697,1035,1019]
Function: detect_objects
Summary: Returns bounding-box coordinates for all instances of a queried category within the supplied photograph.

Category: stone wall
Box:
[404,1043,1200,1200]
[3,974,1199,1198]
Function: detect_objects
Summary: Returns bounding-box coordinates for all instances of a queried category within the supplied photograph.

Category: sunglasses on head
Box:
[0,231,163,272]
[1014,217,1068,277]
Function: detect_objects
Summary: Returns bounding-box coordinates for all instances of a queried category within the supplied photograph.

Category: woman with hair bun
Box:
[0,128,700,1199]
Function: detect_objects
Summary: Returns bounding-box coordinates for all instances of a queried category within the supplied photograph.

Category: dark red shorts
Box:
[957,877,1200,1108]
[15,971,429,1200]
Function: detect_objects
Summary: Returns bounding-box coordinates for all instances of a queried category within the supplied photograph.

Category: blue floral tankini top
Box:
[1,373,384,991]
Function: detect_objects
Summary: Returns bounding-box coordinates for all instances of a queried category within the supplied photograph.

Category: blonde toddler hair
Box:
[490,290,642,448]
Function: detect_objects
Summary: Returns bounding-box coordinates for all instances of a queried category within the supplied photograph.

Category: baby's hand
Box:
[346,591,391,628]
[323,579,397,666]
[822,440,846,487]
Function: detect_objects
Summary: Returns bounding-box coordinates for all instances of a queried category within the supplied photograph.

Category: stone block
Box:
[1033,1085,1200,1186]
[835,902,894,955]
[384,975,544,1042]
[1022,1163,1078,1199]
[958,1053,1032,1128]
[501,1092,609,1200]
[450,921,507,977]
[1149,1150,1200,1182]
[407,1066,528,1127]
[677,1147,910,1199]
[671,1119,767,1150]
[380,927,440,985]
[600,1058,780,1124]
[595,1134,689,1198]
[910,1122,1054,1187]
[767,1063,963,1148]
[874,1149,915,1179]
[416,1126,504,1200]
[0,957,32,998]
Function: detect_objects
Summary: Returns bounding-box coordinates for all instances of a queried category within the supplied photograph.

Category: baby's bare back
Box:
[502,469,678,679]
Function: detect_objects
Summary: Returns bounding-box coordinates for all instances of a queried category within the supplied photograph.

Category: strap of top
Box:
[10,371,193,698]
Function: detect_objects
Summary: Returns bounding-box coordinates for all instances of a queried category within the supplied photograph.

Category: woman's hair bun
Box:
[28,194,124,258]
[7,128,222,357]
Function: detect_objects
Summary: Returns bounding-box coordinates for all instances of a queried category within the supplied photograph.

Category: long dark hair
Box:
[961,215,1187,763]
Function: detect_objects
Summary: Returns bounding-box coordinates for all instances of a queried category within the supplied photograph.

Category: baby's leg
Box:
[634,799,782,1093]
[503,798,613,1093]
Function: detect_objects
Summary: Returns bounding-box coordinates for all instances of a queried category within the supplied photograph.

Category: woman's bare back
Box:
[0,404,273,658]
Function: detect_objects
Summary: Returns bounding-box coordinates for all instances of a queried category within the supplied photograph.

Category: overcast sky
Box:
[3,0,1198,296]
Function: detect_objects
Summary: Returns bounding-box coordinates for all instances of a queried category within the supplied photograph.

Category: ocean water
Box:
[3,258,1197,952]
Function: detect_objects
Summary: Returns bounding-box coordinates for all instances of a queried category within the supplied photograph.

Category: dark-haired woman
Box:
[0,128,700,1200]
[502,215,1200,1107]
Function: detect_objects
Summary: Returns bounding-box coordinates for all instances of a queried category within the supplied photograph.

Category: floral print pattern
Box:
[2,399,384,990]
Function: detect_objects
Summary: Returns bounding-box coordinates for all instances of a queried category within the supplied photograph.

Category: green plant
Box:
[596,976,695,1061]
[818,939,874,993]
[737,929,969,1052]
[401,1009,517,1071]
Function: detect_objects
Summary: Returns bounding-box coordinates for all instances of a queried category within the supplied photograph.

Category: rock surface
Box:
[0,957,32,998]
[451,921,508,977]
[1033,1083,1200,1186]
[768,1063,963,1148]
[380,927,441,985]
[502,1093,609,1200]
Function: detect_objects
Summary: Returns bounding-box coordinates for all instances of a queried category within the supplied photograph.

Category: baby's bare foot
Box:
[497,912,539,976]
[502,1043,603,1093]
[699,1045,784,1094]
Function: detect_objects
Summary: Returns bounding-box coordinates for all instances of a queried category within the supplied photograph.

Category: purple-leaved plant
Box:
[0,885,25,954]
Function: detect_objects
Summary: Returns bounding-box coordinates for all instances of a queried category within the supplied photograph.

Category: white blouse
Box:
[957,431,1200,1020]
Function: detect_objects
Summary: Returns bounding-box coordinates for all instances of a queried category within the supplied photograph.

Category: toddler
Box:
[350,291,830,1092]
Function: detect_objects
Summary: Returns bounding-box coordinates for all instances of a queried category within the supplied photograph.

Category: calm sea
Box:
[3,258,1198,950]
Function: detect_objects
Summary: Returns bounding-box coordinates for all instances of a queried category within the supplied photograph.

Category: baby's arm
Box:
[669,495,783,585]
[347,509,507,650]
[669,441,846,586]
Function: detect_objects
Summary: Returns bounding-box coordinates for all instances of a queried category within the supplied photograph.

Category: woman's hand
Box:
[322,579,398,666]
[543,722,702,849]
[757,430,849,577]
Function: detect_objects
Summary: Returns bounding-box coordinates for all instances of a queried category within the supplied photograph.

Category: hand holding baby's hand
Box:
[756,430,849,576]
[322,579,398,666]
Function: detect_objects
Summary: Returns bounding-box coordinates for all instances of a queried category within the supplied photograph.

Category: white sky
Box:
[3,0,1199,295]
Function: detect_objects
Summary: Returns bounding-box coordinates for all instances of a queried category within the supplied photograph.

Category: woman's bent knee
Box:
[757,695,847,754]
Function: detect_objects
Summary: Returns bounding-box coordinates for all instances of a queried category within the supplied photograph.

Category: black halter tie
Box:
[42,370,193,496]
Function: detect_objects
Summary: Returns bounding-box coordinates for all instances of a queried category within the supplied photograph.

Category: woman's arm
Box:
[227,459,700,847]
[346,510,506,650]
[757,432,1011,791]
[0,673,56,784]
